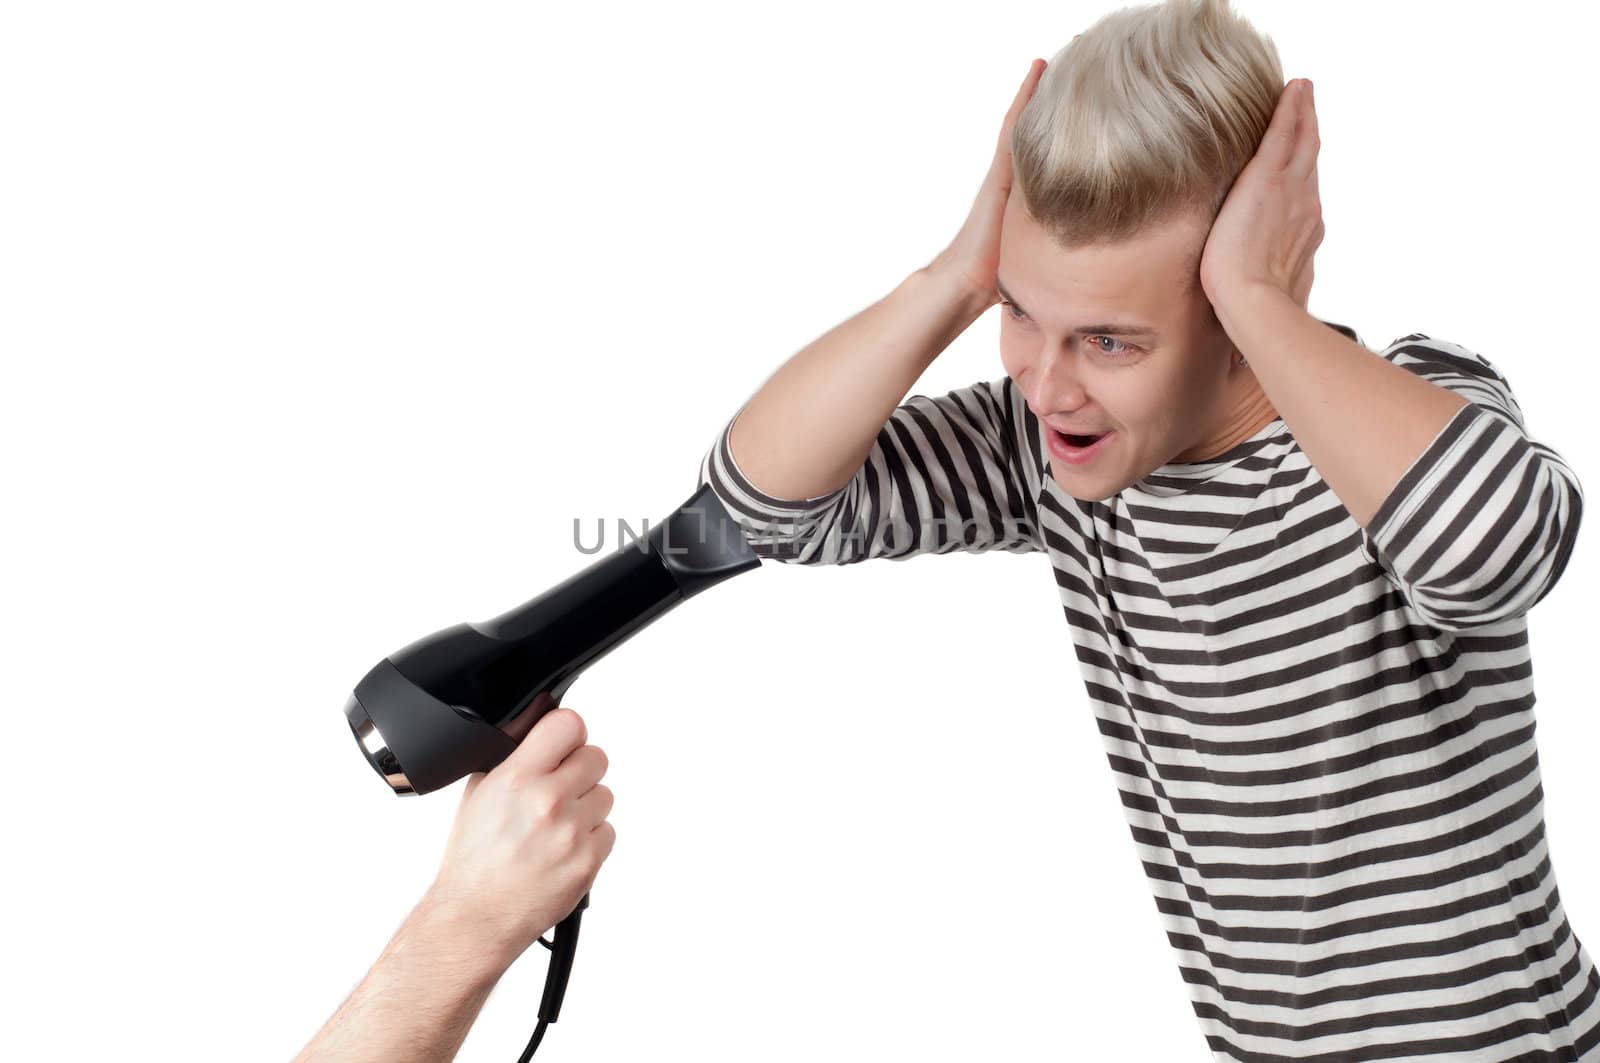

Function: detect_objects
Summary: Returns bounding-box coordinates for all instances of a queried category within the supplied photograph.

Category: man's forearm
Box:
[292,889,513,1063]
[1214,284,1470,529]
[728,264,993,502]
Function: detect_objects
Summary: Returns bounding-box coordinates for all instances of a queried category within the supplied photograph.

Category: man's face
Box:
[997,194,1241,502]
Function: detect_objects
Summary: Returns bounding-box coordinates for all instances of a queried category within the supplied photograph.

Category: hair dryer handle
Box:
[538,890,590,1024]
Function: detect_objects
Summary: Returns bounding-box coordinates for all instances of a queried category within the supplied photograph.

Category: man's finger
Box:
[1262,79,1305,170]
[1290,80,1319,181]
[1005,59,1045,125]
[500,706,586,779]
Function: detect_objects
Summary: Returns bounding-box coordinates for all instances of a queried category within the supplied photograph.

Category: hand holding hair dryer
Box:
[339,482,762,1059]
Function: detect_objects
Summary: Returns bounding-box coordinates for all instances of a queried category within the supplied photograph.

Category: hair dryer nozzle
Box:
[647,481,764,599]
[344,692,414,795]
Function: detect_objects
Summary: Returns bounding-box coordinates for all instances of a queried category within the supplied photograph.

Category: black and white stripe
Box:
[697,323,1596,1060]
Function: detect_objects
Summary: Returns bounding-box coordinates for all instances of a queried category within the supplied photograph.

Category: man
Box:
[697,0,1593,1057]
[291,707,615,1063]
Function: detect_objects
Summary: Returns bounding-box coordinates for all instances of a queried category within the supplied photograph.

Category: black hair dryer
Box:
[340,482,761,1059]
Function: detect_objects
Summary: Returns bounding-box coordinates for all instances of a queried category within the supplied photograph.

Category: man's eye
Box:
[999,303,1137,357]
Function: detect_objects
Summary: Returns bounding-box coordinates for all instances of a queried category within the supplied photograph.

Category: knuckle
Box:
[547,707,583,744]
[556,819,583,852]
[530,792,563,824]
[591,822,616,857]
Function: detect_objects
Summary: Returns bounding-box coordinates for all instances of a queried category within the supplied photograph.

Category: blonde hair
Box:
[1012,0,1285,255]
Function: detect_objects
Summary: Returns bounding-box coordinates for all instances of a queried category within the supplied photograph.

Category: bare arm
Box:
[724,60,1045,503]
[291,888,512,1063]
[292,708,616,1063]
[726,265,994,502]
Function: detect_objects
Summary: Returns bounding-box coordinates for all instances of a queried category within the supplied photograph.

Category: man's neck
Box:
[1170,368,1280,463]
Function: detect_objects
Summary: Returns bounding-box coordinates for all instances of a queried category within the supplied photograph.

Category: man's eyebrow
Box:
[994,275,1161,339]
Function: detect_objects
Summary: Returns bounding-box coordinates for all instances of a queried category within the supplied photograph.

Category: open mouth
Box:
[1047,426,1115,464]
[1052,427,1109,447]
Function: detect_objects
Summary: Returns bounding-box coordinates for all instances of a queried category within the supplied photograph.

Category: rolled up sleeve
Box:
[696,376,1042,565]
[1358,336,1584,631]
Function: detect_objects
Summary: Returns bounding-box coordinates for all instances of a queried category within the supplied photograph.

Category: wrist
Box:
[406,886,518,989]
[911,259,998,324]
[1211,281,1298,339]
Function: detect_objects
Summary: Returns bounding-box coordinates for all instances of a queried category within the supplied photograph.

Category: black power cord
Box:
[514,891,589,1059]
[515,1020,548,1063]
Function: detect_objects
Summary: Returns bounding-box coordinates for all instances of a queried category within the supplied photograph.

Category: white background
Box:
[4,2,1597,1060]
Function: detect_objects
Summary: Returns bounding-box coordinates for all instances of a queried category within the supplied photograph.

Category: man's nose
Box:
[1024,344,1088,413]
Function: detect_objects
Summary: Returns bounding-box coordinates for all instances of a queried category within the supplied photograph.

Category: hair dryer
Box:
[340,481,761,1059]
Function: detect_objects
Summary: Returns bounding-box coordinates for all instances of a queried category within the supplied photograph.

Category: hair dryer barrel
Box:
[344,483,761,796]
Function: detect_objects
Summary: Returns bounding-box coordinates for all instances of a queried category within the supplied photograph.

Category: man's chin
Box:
[1050,471,1123,504]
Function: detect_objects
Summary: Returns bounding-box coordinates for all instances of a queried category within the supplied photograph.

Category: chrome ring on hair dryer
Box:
[338,482,762,1058]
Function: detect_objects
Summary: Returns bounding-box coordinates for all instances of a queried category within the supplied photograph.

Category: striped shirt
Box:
[697,320,1596,1060]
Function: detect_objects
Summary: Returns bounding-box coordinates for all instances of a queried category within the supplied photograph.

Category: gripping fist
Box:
[425,707,616,966]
